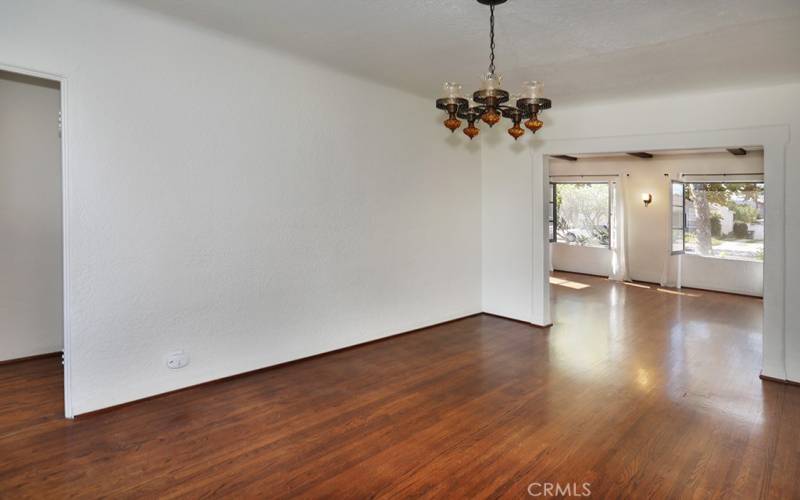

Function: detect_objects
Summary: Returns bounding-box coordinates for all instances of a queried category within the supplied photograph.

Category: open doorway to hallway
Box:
[0,69,64,413]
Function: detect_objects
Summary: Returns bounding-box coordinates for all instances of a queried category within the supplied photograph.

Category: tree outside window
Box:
[554,183,611,248]
[684,182,764,261]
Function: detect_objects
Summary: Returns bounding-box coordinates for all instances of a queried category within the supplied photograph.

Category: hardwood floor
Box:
[1,272,797,498]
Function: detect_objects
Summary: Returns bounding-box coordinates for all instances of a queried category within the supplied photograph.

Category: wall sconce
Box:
[642,193,653,207]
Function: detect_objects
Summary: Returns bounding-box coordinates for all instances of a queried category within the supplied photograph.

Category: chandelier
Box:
[435,0,552,140]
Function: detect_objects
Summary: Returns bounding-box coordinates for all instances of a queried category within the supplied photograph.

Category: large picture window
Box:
[552,183,611,248]
[684,182,764,261]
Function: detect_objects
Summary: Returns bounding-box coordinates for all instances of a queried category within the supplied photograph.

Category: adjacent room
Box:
[0,70,63,373]
[549,148,764,297]
[1,0,799,497]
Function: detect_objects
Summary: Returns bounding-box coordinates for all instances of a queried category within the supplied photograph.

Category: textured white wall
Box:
[551,244,612,277]
[549,152,765,296]
[0,0,482,415]
[481,137,533,322]
[0,71,63,361]
[482,82,799,379]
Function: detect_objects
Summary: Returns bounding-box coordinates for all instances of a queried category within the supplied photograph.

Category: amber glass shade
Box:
[444,116,462,132]
[463,122,480,139]
[481,109,501,127]
[508,123,525,140]
[525,117,543,132]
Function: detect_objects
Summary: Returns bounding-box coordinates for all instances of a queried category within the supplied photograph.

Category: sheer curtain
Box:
[610,178,630,281]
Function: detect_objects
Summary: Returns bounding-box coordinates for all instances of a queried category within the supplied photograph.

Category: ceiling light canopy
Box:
[436,0,552,141]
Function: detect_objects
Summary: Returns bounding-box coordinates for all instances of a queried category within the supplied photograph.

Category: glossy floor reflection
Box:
[1,272,797,498]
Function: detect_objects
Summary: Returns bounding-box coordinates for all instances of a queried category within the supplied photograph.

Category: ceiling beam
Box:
[727,148,747,156]
[552,155,578,162]
[627,152,653,159]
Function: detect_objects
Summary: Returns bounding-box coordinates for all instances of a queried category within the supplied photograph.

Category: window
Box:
[684,182,764,261]
[551,183,611,248]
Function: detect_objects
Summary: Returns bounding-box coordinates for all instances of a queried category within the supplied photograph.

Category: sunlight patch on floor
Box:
[550,277,591,289]
[657,288,701,297]
[637,368,651,389]
[622,281,651,289]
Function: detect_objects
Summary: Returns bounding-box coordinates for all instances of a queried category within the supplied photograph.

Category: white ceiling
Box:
[118,0,800,104]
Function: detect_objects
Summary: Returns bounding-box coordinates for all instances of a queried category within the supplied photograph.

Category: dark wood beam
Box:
[552,155,578,162]
[727,148,747,156]
[627,152,653,159]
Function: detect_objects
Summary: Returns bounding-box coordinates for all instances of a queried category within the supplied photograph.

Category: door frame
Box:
[533,126,789,381]
[0,62,73,418]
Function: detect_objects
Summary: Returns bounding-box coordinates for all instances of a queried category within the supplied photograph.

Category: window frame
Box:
[682,180,765,262]
[550,181,612,249]
[671,180,686,255]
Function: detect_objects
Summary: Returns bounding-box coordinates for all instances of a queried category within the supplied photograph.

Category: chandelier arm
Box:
[458,105,487,119]
[497,105,525,118]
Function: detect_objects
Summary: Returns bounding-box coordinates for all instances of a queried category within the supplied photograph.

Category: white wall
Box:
[481,137,533,321]
[682,255,762,297]
[549,151,764,296]
[0,0,482,415]
[0,71,63,361]
[551,244,611,277]
[482,82,799,377]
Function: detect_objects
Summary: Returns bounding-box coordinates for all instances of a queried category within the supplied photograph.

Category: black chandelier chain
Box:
[488,4,496,75]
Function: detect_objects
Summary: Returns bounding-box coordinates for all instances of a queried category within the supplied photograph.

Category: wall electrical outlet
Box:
[166,350,190,369]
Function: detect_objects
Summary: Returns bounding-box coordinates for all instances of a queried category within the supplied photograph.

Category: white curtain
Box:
[659,175,682,288]
[609,178,630,281]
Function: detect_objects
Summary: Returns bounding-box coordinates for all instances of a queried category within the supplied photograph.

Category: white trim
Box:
[0,62,73,418]
[681,174,764,182]
[533,125,789,380]
[549,176,619,183]
[531,152,551,326]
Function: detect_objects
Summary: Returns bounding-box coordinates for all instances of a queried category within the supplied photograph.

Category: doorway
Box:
[547,149,765,297]
[535,126,789,381]
[0,68,67,415]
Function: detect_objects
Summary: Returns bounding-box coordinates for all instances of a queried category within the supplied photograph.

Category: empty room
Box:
[1,0,799,497]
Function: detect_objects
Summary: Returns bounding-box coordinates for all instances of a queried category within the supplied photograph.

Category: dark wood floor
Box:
[1,272,797,498]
